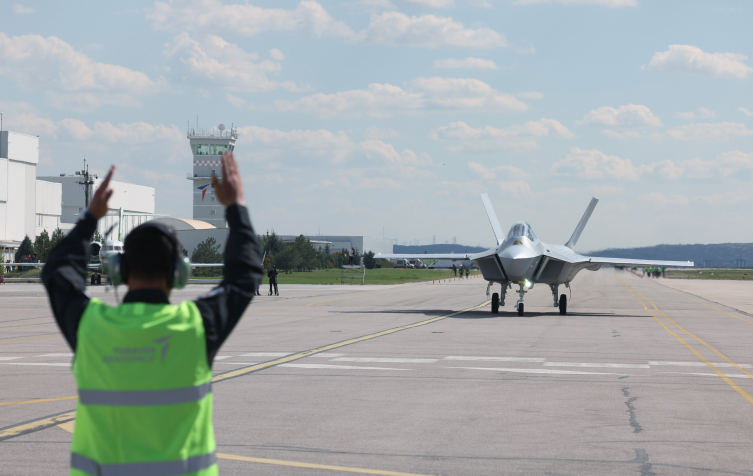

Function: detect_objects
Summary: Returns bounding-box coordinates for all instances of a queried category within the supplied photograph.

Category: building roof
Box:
[151,217,216,231]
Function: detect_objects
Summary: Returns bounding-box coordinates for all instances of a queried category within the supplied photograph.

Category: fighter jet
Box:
[377,194,693,316]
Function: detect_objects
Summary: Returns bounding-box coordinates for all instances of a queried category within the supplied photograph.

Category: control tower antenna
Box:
[76,158,96,208]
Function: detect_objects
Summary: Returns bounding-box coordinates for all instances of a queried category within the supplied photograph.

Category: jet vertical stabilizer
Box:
[565,197,598,249]
[480,193,505,245]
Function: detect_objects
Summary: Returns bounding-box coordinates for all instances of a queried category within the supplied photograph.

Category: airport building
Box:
[1,131,63,260]
[186,125,237,228]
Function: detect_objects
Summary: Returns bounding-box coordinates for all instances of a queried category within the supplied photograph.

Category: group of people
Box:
[452,264,471,277]
[643,266,666,278]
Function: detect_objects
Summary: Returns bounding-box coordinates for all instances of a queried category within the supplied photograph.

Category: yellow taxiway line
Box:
[0,300,490,441]
[0,396,78,407]
[54,422,440,476]
[650,280,753,325]
[619,278,753,407]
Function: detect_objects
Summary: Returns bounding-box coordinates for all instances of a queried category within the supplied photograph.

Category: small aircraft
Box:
[377,194,693,316]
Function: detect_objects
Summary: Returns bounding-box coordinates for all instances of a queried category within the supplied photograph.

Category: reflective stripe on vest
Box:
[71,451,216,476]
[79,382,211,406]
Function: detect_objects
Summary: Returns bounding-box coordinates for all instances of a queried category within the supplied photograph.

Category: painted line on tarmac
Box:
[54,423,440,476]
[216,453,439,476]
[0,410,76,442]
[0,335,59,345]
[650,279,753,325]
[451,367,629,376]
[628,281,753,381]
[619,278,753,407]
[0,301,489,440]
[212,300,490,383]
[0,396,78,407]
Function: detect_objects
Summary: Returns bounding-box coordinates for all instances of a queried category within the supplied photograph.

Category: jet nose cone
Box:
[498,246,540,281]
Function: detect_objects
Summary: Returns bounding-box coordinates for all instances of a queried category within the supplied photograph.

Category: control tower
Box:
[187,124,238,228]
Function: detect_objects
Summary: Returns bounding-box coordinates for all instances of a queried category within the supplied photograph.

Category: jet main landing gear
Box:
[559,294,567,315]
[517,303,524,316]
[491,293,499,314]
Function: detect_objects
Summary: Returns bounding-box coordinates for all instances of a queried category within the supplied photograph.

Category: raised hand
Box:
[211,151,245,207]
[89,166,115,220]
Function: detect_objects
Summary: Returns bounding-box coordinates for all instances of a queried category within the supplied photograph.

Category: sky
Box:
[1,0,751,252]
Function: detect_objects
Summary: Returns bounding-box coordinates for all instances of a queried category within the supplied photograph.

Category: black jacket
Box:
[41,204,263,368]
[267,268,278,281]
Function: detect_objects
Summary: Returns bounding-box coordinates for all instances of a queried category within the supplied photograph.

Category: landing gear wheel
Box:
[90,274,95,286]
[491,293,499,314]
[97,274,102,285]
[517,303,524,316]
[559,294,567,315]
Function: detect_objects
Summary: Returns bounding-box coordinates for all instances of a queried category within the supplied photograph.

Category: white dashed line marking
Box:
[544,362,650,369]
[444,356,547,362]
[331,357,438,363]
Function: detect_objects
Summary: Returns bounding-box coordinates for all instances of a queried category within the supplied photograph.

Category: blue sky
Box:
[1,0,751,251]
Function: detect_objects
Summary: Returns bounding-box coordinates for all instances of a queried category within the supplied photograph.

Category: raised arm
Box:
[195,151,263,366]
[42,166,115,350]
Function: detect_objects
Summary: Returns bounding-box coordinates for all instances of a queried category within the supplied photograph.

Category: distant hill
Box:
[393,244,487,254]
[585,243,753,268]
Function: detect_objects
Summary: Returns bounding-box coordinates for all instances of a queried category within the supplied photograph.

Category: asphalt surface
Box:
[2,270,753,475]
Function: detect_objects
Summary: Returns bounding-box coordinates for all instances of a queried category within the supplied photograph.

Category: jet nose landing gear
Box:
[516,281,531,316]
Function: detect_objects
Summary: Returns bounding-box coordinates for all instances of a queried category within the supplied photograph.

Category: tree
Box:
[363,251,377,269]
[191,237,223,277]
[50,228,65,251]
[15,235,34,263]
[92,229,104,244]
[191,237,223,263]
[293,235,318,271]
[274,245,300,273]
[34,230,52,262]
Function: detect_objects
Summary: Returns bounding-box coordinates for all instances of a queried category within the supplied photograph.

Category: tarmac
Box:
[2,269,753,475]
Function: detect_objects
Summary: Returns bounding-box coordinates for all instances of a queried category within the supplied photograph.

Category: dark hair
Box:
[123,225,176,282]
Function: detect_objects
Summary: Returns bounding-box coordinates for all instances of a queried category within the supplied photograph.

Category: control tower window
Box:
[192,144,212,155]
[212,144,227,155]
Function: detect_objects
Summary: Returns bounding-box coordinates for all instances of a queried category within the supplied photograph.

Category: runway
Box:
[2,269,753,475]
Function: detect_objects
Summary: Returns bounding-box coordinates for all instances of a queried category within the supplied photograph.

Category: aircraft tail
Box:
[480,193,505,246]
[565,197,598,249]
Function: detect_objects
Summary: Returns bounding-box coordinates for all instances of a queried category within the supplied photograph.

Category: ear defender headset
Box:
[104,223,192,290]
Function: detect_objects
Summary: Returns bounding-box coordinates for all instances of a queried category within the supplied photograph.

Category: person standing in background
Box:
[268,265,279,296]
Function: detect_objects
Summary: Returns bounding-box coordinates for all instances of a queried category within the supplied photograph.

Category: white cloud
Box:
[0,33,165,111]
[226,94,246,108]
[361,11,507,48]
[13,4,34,13]
[550,147,652,180]
[644,45,753,79]
[512,0,637,6]
[276,77,527,117]
[362,140,432,165]
[655,151,753,180]
[665,122,753,142]
[430,119,574,152]
[233,126,432,173]
[740,107,753,117]
[639,192,690,208]
[359,177,406,189]
[147,1,508,49]
[405,0,455,7]
[517,91,543,99]
[164,33,301,92]
[499,180,533,198]
[580,104,662,128]
[674,107,716,120]
[57,120,183,143]
[433,57,499,70]
[147,0,354,38]
[468,161,529,180]
[579,104,662,138]
[268,48,285,61]
[364,126,399,139]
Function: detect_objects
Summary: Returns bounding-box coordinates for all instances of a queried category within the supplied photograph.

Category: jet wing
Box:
[375,253,477,261]
[542,246,693,267]
[586,257,694,267]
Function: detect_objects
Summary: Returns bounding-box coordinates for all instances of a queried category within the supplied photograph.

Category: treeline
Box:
[259,232,377,273]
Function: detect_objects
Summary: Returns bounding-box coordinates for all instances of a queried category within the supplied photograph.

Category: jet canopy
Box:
[506,221,538,243]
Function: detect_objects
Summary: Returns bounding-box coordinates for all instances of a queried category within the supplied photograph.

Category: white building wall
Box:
[35,180,62,237]
[37,176,155,224]
[0,132,39,244]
